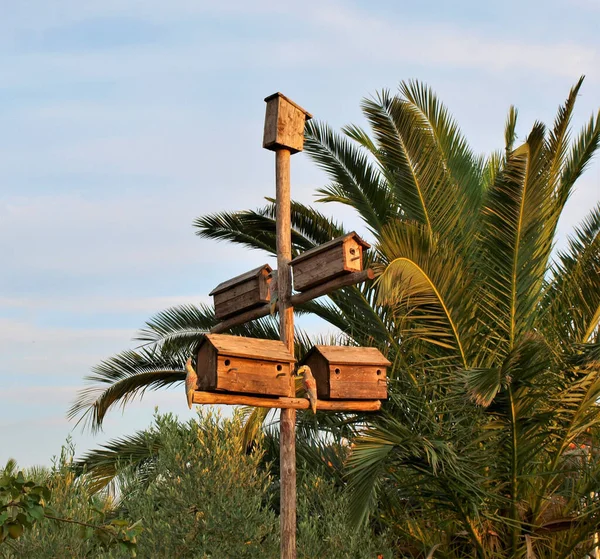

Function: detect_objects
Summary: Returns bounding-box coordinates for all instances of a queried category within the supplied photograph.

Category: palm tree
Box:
[71,79,600,557]
[346,80,600,557]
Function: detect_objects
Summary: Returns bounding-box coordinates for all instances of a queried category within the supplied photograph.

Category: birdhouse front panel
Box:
[196,334,296,397]
[291,232,370,292]
[215,355,291,396]
[209,264,272,320]
[301,345,389,400]
[328,365,387,400]
[263,93,312,154]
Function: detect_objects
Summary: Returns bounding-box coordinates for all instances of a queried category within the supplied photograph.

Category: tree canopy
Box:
[70,79,600,558]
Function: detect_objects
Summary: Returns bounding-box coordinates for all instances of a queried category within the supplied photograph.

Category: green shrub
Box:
[120,410,279,558]
[1,444,138,559]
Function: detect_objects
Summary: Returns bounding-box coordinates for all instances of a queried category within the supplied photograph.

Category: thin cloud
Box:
[0,294,211,314]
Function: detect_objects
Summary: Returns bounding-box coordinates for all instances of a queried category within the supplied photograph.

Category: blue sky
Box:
[1,0,599,466]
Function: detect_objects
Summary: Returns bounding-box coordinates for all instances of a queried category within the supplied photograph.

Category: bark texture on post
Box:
[276,148,296,559]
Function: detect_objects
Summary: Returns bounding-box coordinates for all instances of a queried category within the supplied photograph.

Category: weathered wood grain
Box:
[291,232,370,292]
[196,341,216,391]
[275,146,297,559]
[215,355,292,396]
[191,391,382,411]
[209,264,272,295]
[210,265,272,320]
[263,93,312,154]
[203,334,295,362]
[300,345,390,400]
[209,269,375,334]
[313,345,390,366]
[195,334,295,396]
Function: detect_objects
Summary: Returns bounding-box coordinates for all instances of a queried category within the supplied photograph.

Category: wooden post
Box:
[264,92,312,559]
[276,148,296,559]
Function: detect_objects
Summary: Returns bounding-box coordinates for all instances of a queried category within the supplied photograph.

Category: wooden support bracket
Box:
[210,268,375,334]
[191,391,382,411]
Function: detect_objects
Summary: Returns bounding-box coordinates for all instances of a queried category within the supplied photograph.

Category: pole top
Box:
[264,92,313,119]
[263,92,312,153]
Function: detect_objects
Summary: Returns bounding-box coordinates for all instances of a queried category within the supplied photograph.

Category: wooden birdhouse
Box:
[263,92,312,153]
[209,264,272,321]
[291,232,370,292]
[301,346,390,400]
[196,334,296,397]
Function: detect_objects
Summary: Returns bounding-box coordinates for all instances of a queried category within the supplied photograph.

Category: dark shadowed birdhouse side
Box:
[262,92,312,154]
[291,232,370,292]
[209,264,272,321]
[196,334,296,397]
[300,345,389,400]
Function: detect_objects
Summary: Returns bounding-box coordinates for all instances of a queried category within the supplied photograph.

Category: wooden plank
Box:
[209,264,272,295]
[264,92,312,118]
[329,365,387,399]
[303,352,330,400]
[215,297,263,319]
[292,244,347,291]
[342,238,363,273]
[291,268,375,305]
[191,391,382,411]
[205,334,295,362]
[329,379,387,400]
[209,269,375,334]
[313,345,391,366]
[216,356,291,396]
[214,288,265,320]
[213,277,262,304]
[263,94,312,154]
[196,342,217,391]
[291,232,370,264]
[329,364,386,382]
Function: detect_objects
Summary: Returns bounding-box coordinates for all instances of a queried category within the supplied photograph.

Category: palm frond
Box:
[545,203,600,345]
[479,123,554,353]
[505,105,518,153]
[547,76,584,197]
[400,80,483,220]
[559,109,600,205]
[193,209,277,255]
[376,219,474,366]
[74,429,162,494]
[136,303,216,350]
[68,347,187,432]
[194,199,346,258]
[305,119,391,232]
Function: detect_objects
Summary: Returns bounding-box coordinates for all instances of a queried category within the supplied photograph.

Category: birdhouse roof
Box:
[303,345,390,366]
[201,334,295,363]
[264,92,313,119]
[291,232,370,265]
[209,264,272,296]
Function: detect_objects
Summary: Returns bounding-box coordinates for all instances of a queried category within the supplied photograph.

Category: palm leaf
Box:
[360,89,471,246]
[545,203,600,345]
[376,219,474,366]
[68,347,187,432]
[479,123,554,353]
[74,429,162,494]
[305,119,391,232]
[400,80,483,227]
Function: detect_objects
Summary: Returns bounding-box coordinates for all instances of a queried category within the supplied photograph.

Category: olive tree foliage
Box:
[118,410,392,558]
